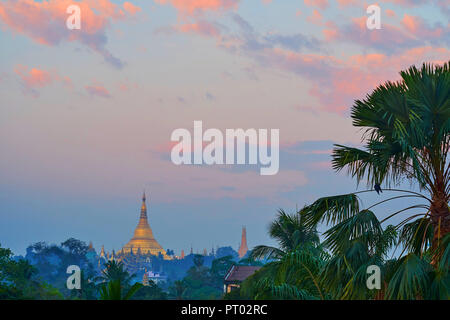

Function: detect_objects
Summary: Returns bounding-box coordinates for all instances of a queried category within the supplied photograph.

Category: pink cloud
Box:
[311,48,450,114]
[307,9,323,25]
[123,2,141,15]
[13,64,72,97]
[85,83,111,98]
[155,0,239,16]
[210,14,449,115]
[117,79,139,92]
[304,0,328,10]
[238,43,449,114]
[327,15,447,55]
[0,0,141,68]
[323,28,338,41]
[402,14,420,33]
[401,14,443,38]
[62,76,73,88]
[178,21,221,37]
[385,9,396,17]
[14,65,53,88]
[336,0,360,6]
[336,0,430,7]
[379,0,430,6]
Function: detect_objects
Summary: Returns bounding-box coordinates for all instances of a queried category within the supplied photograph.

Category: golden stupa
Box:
[121,193,169,259]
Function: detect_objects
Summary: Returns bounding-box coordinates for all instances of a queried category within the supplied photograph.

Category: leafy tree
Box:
[176,254,227,299]
[193,254,204,268]
[211,255,235,280]
[216,246,239,260]
[0,244,63,300]
[131,280,167,300]
[61,238,89,258]
[24,239,95,297]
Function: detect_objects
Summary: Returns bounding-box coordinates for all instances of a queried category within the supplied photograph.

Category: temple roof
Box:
[121,193,169,258]
[224,265,261,283]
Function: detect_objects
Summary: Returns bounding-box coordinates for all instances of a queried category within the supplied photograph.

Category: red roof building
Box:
[223,265,261,293]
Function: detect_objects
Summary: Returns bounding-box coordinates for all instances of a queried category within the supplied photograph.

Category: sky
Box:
[0,0,449,256]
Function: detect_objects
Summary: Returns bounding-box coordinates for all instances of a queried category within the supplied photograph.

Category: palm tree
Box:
[332,62,449,250]
[98,260,135,285]
[302,62,450,299]
[242,209,327,300]
[69,270,97,300]
[250,209,320,261]
[320,217,398,299]
[96,260,144,300]
[170,280,187,300]
[99,280,142,300]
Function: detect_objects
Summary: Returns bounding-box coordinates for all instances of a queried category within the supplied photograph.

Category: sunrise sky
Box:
[0,0,449,256]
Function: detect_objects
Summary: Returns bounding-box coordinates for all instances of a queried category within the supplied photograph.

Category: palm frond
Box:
[250,245,285,261]
[398,218,433,256]
[386,253,431,300]
[301,194,360,229]
[323,209,382,254]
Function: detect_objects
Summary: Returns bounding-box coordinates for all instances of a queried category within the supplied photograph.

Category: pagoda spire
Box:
[121,192,168,258]
[100,245,106,258]
[238,226,248,258]
[140,191,147,219]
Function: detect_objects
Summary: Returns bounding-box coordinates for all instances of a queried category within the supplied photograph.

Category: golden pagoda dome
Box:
[122,192,170,259]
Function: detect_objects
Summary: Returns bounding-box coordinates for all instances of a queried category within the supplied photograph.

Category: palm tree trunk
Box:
[374,282,387,300]
[430,184,450,254]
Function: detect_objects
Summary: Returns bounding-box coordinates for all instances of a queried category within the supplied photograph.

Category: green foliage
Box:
[303,61,450,300]
[386,253,431,299]
[0,244,63,300]
[398,218,433,255]
[211,255,236,280]
[182,259,222,299]
[24,238,97,297]
[98,260,135,286]
[331,62,450,253]
[241,210,327,300]
[131,280,167,300]
[171,255,237,300]
[69,270,98,300]
[332,62,450,190]
[250,209,319,261]
[302,194,361,230]
[96,260,143,300]
[61,238,89,258]
[99,280,143,300]
[168,280,188,300]
[322,209,383,255]
[223,286,244,300]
